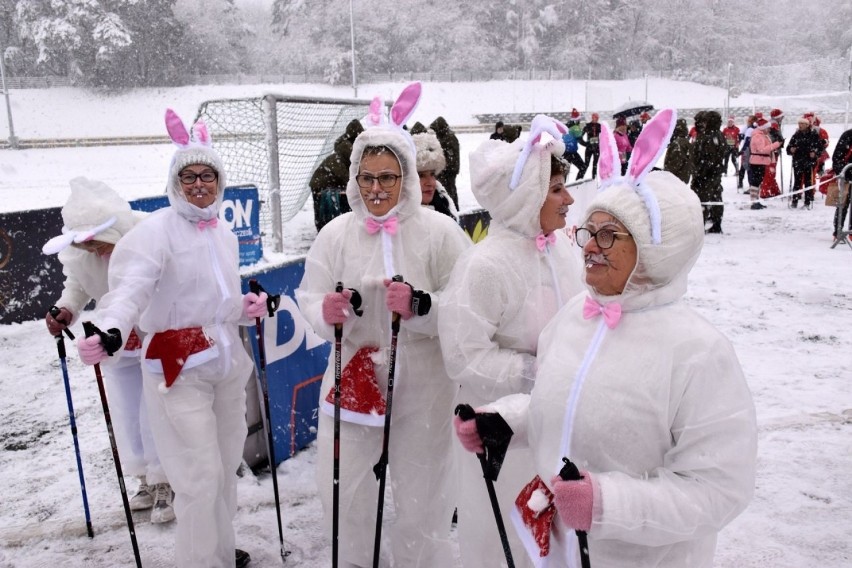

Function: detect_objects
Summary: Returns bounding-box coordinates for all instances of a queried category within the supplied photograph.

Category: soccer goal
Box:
[752,91,851,128]
[195,94,373,252]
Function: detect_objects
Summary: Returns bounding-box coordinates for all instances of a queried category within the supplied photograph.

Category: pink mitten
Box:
[550,471,596,532]
[77,335,108,365]
[242,292,268,319]
[384,279,413,320]
[46,307,73,336]
[322,289,353,325]
[453,414,484,454]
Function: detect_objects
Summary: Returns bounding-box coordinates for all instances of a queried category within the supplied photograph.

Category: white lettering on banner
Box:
[220,199,253,230]
[264,295,327,364]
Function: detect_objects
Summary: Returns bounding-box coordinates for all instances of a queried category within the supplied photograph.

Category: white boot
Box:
[129,476,153,511]
[149,482,176,524]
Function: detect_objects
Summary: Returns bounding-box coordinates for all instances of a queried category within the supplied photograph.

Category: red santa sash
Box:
[511,475,558,561]
[145,327,215,387]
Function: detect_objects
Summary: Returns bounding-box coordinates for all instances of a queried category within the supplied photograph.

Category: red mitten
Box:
[46,307,73,336]
[550,471,595,532]
[77,335,108,365]
[453,414,484,454]
[322,289,353,325]
[384,279,413,320]
[242,291,268,319]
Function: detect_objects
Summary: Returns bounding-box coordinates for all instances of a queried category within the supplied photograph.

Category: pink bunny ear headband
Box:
[597,108,677,245]
[366,82,422,154]
[165,108,212,148]
[509,114,569,190]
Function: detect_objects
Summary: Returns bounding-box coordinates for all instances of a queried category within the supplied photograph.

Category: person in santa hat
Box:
[787,116,822,208]
[721,115,741,176]
[812,116,830,175]
[737,114,758,192]
[581,112,603,179]
[75,109,264,568]
[759,108,785,199]
[561,108,588,180]
[440,114,584,568]
[296,83,470,568]
[455,110,757,567]
[748,117,781,209]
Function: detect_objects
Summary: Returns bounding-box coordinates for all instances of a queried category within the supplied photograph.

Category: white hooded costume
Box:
[43,177,165,485]
[489,164,757,567]
[90,114,254,568]
[439,128,584,568]
[296,102,471,567]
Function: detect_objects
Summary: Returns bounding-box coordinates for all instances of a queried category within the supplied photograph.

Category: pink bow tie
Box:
[197,218,218,231]
[583,296,622,329]
[365,216,398,235]
[535,232,556,252]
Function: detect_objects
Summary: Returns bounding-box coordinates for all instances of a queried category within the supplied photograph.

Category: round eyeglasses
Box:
[355,173,402,189]
[179,171,218,185]
[574,227,632,249]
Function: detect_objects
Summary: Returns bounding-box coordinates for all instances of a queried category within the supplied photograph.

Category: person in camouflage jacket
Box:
[690,111,726,233]
[664,118,692,184]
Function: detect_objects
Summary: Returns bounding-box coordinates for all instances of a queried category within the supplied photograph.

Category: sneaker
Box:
[706,225,723,234]
[791,201,798,209]
[750,202,766,210]
[236,549,251,568]
[149,483,176,524]
[129,476,153,511]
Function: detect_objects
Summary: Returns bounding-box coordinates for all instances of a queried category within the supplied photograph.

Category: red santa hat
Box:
[513,476,558,559]
[756,117,770,130]
[320,346,386,427]
[640,111,651,122]
[770,108,784,121]
[813,116,822,127]
[568,108,584,122]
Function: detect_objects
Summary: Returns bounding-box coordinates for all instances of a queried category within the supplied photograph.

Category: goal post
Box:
[195,94,374,252]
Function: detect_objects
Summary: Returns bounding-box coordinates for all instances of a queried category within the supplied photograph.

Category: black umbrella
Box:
[612,100,654,119]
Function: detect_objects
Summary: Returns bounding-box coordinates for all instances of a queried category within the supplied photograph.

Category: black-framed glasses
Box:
[355,173,402,189]
[574,227,632,249]
[179,171,218,184]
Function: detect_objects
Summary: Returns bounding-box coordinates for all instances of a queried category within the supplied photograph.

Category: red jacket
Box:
[722,125,740,149]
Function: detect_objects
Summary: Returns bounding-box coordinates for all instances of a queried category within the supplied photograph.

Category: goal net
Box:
[753,91,851,127]
[195,95,372,252]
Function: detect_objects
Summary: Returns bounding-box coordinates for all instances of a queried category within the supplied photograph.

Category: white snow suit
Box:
[439,138,583,568]
[94,147,254,568]
[490,172,758,567]
[296,124,471,568]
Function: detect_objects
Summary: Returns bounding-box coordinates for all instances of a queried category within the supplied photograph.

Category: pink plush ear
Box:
[368,96,383,126]
[390,82,421,127]
[165,108,190,146]
[192,119,210,144]
[597,122,618,182]
[627,109,676,182]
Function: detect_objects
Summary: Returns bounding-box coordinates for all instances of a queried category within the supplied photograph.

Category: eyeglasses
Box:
[574,227,632,249]
[179,171,218,185]
[355,173,402,189]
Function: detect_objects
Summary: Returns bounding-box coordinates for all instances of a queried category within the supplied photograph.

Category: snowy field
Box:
[0,79,850,567]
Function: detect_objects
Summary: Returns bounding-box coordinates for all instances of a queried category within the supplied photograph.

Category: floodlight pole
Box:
[0,46,19,149]
[725,62,733,118]
[845,45,851,130]
[349,0,357,98]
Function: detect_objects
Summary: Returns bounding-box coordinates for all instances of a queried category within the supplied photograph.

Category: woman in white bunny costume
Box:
[296,83,470,568]
[456,110,757,567]
[439,116,584,568]
[75,110,267,568]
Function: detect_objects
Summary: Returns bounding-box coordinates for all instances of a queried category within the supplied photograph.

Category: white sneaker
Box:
[149,483,176,524]
[129,476,153,511]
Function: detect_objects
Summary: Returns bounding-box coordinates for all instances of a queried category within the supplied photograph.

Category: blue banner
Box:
[130,185,262,267]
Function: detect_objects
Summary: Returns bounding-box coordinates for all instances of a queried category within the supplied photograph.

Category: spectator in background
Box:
[760,108,785,199]
[490,120,506,141]
[431,116,461,208]
[614,117,632,175]
[639,110,651,126]
[690,110,726,233]
[748,117,780,210]
[664,117,692,184]
[310,118,364,232]
[582,113,603,179]
[504,124,523,143]
[627,118,642,150]
[738,114,757,192]
[722,115,740,176]
[562,109,588,180]
[813,116,830,175]
[831,127,852,239]
[787,116,822,209]
[413,129,459,220]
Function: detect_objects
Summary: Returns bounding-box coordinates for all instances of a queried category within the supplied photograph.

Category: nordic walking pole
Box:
[372,275,403,568]
[49,309,94,539]
[559,457,592,568]
[247,279,288,563]
[332,282,344,568]
[454,404,515,568]
[81,321,141,568]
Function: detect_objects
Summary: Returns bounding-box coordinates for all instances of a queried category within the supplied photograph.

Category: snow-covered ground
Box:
[0,79,850,567]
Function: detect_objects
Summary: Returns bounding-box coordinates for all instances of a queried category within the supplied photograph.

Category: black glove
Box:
[82,321,123,356]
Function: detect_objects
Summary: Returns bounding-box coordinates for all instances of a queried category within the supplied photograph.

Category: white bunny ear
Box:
[390,82,421,127]
[627,109,676,182]
[42,231,76,255]
[509,114,569,190]
[597,121,620,183]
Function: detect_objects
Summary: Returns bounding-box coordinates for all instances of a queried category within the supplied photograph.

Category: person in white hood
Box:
[74,110,266,568]
[42,177,174,524]
[440,115,584,568]
[456,110,757,568]
[296,83,470,568]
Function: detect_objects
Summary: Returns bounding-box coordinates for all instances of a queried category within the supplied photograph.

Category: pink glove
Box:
[551,471,596,532]
[453,414,484,454]
[242,292,269,319]
[77,335,108,365]
[384,279,413,320]
[322,289,353,325]
[46,307,73,336]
